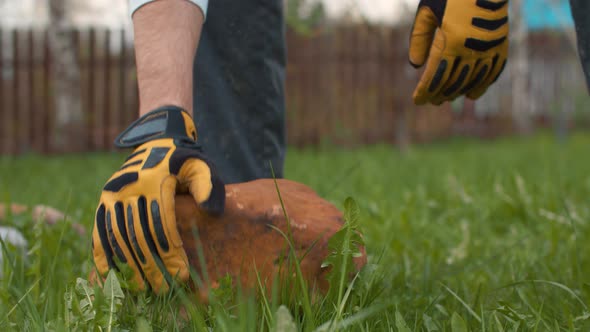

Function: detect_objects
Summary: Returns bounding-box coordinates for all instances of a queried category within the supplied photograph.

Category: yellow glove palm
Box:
[410,0,509,105]
[92,106,225,293]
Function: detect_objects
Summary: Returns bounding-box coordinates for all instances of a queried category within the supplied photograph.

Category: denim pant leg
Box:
[570,0,590,92]
[192,0,286,184]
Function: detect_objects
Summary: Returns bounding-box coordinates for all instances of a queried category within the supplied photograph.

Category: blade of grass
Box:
[499,280,588,311]
[440,283,482,323]
[0,277,41,326]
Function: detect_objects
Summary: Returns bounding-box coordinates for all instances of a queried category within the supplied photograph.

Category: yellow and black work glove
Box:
[92,106,225,293]
[409,0,509,105]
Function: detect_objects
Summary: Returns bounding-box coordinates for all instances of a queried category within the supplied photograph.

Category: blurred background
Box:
[0,0,588,154]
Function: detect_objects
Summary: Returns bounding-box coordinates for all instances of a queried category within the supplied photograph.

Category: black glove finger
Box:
[467,54,507,99]
[134,196,175,292]
[440,58,474,100]
[93,204,116,274]
[460,59,492,96]
[170,148,226,216]
[198,160,225,216]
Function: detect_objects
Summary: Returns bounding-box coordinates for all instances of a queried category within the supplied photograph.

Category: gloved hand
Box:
[92,106,225,293]
[409,0,509,105]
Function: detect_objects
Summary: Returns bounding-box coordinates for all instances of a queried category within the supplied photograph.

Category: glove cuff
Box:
[115,106,197,148]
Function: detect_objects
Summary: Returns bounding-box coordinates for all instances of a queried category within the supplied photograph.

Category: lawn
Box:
[1,133,590,330]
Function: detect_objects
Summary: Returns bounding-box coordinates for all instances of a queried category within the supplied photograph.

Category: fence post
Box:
[377,28,389,143]
[71,27,83,151]
[12,30,20,154]
[129,37,139,124]
[104,29,111,150]
[286,29,299,146]
[88,28,96,149]
[28,28,37,152]
[119,29,127,131]
[349,26,357,143]
[43,29,51,154]
[392,28,410,150]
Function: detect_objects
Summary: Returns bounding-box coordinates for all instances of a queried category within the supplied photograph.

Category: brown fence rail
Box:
[0,26,586,154]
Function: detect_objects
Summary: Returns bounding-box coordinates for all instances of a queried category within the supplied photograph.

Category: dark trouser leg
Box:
[570,0,590,92]
[192,0,286,184]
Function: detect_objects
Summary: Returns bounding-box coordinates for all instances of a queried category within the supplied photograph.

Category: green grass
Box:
[2,132,590,330]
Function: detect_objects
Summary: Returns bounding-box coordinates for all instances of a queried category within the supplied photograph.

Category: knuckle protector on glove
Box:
[103,173,139,192]
[114,106,197,149]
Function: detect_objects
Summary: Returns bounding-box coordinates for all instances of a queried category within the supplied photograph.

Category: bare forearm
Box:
[132,0,203,116]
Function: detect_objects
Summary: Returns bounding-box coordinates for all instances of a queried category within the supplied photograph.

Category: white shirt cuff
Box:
[129,0,208,18]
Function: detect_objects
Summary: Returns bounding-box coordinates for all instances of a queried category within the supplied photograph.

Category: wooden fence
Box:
[0,26,454,155]
[0,26,587,154]
[286,26,455,147]
[0,28,139,154]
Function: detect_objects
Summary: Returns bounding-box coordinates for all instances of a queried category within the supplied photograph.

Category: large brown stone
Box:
[176,179,366,299]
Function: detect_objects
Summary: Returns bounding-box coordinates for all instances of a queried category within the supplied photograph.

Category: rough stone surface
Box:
[176,179,366,299]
